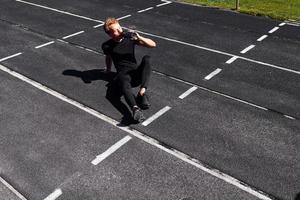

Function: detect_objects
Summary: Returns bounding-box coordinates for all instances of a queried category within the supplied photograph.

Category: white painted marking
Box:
[44,189,62,200]
[226,56,238,64]
[91,136,132,165]
[257,35,268,42]
[240,45,255,54]
[142,106,171,126]
[0,176,27,200]
[268,27,279,34]
[62,31,84,39]
[35,41,55,49]
[156,0,172,7]
[279,22,286,26]
[285,22,300,27]
[179,86,198,99]
[138,7,154,13]
[204,68,222,80]
[117,15,131,20]
[0,63,277,199]
[15,0,103,23]
[284,115,295,120]
[93,23,104,28]
[0,53,23,62]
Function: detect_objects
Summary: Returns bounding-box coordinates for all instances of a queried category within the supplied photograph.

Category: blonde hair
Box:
[103,17,119,34]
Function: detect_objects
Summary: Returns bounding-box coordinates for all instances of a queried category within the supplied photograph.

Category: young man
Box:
[102,17,156,123]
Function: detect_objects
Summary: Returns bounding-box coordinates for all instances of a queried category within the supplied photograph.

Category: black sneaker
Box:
[132,107,146,123]
[136,93,150,110]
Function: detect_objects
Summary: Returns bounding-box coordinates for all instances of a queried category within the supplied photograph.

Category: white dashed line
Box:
[226,56,238,64]
[179,86,198,99]
[93,23,104,28]
[117,15,131,20]
[16,0,103,23]
[35,41,55,49]
[204,68,222,80]
[257,35,268,42]
[91,136,132,165]
[284,115,295,120]
[279,22,286,26]
[142,106,171,126]
[62,31,85,39]
[0,52,23,62]
[156,0,172,7]
[44,189,62,200]
[138,7,154,13]
[0,176,27,200]
[240,45,255,54]
[268,27,279,34]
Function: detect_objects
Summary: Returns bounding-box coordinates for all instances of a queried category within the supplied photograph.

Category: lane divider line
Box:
[204,68,222,80]
[279,22,286,27]
[179,86,198,99]
[35,41,55,49]
[156,0,172,7]
[117,15,131,20]
[257,35,268,42]
[225,56,238,64]
[91,136,132,165]
[0,63,282,199]
[93,23,104,28]
[0,176,27,200]
[0,52,23,62]
[240,45,255,54]
[62,30,85,39]
[268,27,279,34]
[15,0,103,23]
[44,189,62,200]
[138,7,154,13]
[142,106,171,126]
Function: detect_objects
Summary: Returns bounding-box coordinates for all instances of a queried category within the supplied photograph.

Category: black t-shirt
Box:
[102,32,138,72]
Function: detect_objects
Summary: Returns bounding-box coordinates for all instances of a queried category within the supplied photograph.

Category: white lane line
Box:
[44,189,62,200]
[279,22,286,26]
[240,45,255,54]
[284,115,295,120]
[142,106,171,126]
[0,176,27,200]
[179,86,198,99]
[62,31,85,39]
[225,56,238,64]
[0,63,277,199]
[138,7,154,13]
[117,15,131,20]
[15,0,103,23]
[257,35,268,42]
[93,23,104,28]
[91,136,132,165]
[0,53,23,62]
[268,27,279,34]
[35,41,55,49]
[156,0,172,7]
[204,68,222,80]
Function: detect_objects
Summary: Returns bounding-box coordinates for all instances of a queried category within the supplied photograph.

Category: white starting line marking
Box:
[91,136,132,165]
[156,0,172,7]
[117,15,131,20]
[142,106,171,126]
[268,27,279,34]
[35,41,55,49]
[0,52,23,62]
[16,0,103,23]
[204,68,222,80]
[226,56,238,64]
[0,63,276,199]
[179,86,198,99]
[0,176,27,200]
[62,30,85,39]
[279,22,286,26]
[257,35,268,42]
[240,45,255,54]
[44,189,62,200]
[138,7,154,13]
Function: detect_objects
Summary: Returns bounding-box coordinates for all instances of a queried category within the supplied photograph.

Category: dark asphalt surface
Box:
[0,0,299,200]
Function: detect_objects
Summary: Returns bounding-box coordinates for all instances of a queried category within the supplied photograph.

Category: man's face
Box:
[108,23,123,40]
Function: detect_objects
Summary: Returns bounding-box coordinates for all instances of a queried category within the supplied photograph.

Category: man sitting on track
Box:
[102,17,156,123]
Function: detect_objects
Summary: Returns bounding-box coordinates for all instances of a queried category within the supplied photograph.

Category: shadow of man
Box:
[295,192,300,200]
[62,69,135,125]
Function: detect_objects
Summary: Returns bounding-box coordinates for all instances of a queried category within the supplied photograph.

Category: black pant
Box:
[114,55,151,108]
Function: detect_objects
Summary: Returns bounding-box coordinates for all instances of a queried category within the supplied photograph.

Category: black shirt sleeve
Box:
[102,40,112,55]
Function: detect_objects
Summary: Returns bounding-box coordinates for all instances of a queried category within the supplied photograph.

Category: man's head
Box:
[104,17,123,41]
